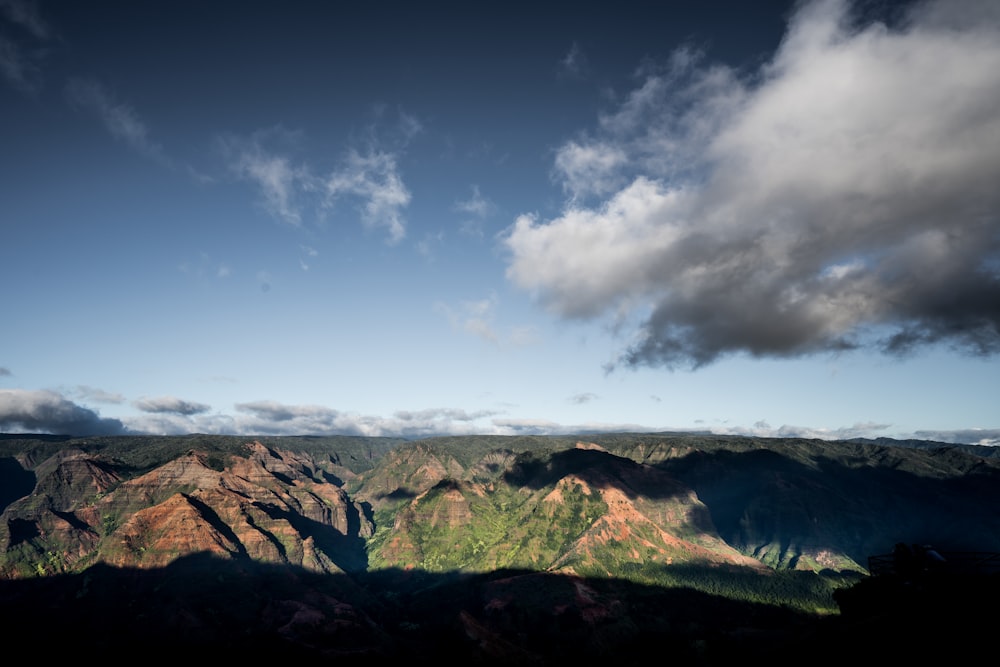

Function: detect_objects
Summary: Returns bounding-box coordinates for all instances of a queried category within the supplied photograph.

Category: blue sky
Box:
[2,0,999,444]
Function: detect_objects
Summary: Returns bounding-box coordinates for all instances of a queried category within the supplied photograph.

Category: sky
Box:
[1,0,999,445]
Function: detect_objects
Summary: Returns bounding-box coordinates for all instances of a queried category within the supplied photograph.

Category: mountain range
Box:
[2,432,998,663]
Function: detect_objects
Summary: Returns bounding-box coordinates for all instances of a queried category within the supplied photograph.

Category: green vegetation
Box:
[3,431,999,627]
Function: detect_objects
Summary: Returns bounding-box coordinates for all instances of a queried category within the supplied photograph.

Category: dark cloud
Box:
[0,389,126,435]
[133,396,211,416]
[235,400,337,422]
[0,367,11,377]
[505,0,1000,371]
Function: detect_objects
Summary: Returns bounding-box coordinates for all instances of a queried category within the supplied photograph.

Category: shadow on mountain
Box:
[1,553,994,664]
[0,457,35,514]
[253,500,369,572]
[502,447,692,500]
[648,446,1000,566]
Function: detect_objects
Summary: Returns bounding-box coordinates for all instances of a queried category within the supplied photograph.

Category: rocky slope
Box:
[1,441,372,576]
[2,432,999,663]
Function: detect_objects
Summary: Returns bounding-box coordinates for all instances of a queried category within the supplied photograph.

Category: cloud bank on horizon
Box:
[505,0,1000,370]
[2,387,999,447]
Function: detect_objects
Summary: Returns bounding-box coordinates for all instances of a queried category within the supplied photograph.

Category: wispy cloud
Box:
[0,367,11,377]
[179,252,232,281]
[0,35,38,92]
[505,0,1000,371]
[73,385,125,404]
[0,389,126,435]
[325,148,410,244]
[65,78,170,164]
[217,127,311,226]
[454,185,496,238]
[569,392,599,405]
[558,41,589,79]
[219,118,414,244]
[435,293,500,344]
[434,294,541,347]
[0,0,50,93]
[0,0,49,40]
[299,245,317,271]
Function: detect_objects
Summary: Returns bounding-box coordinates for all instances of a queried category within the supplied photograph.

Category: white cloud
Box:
[325,148,410,243]
[553,141,628,200]
[218,130,311,226]
[505,0,1000,370]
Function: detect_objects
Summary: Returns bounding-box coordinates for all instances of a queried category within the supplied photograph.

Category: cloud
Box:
[133,396,211,416]
[0,367,11,377]
[234,400,332,423]
[179,252,232,281]
[911,428,1000,447]
[0,0,50,93]
[434,295,542,348]
[0,389,127,435]
[219,113,415,242]
[0,0,49,40]
[218,128,312,226]
[0,35,38,92]
[570,392,599,405]
[490,417,660,436]
[73,385,125,404]
[435,293,501,344]
[504,0,1000,371]
[454,185,495,219]
[325,148,410,243]
[394,407,500,422]
[711,420,894,441]
[553,141,629,200]
[229,401,500,439]
[454,185,496,238]
[558,41,589,79]
[65,78,170,164]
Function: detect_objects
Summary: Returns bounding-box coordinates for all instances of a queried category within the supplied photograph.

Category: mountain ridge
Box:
[2,431,998,662]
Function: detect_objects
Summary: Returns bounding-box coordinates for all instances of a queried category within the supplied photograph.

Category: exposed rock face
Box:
[1,442,372,577]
